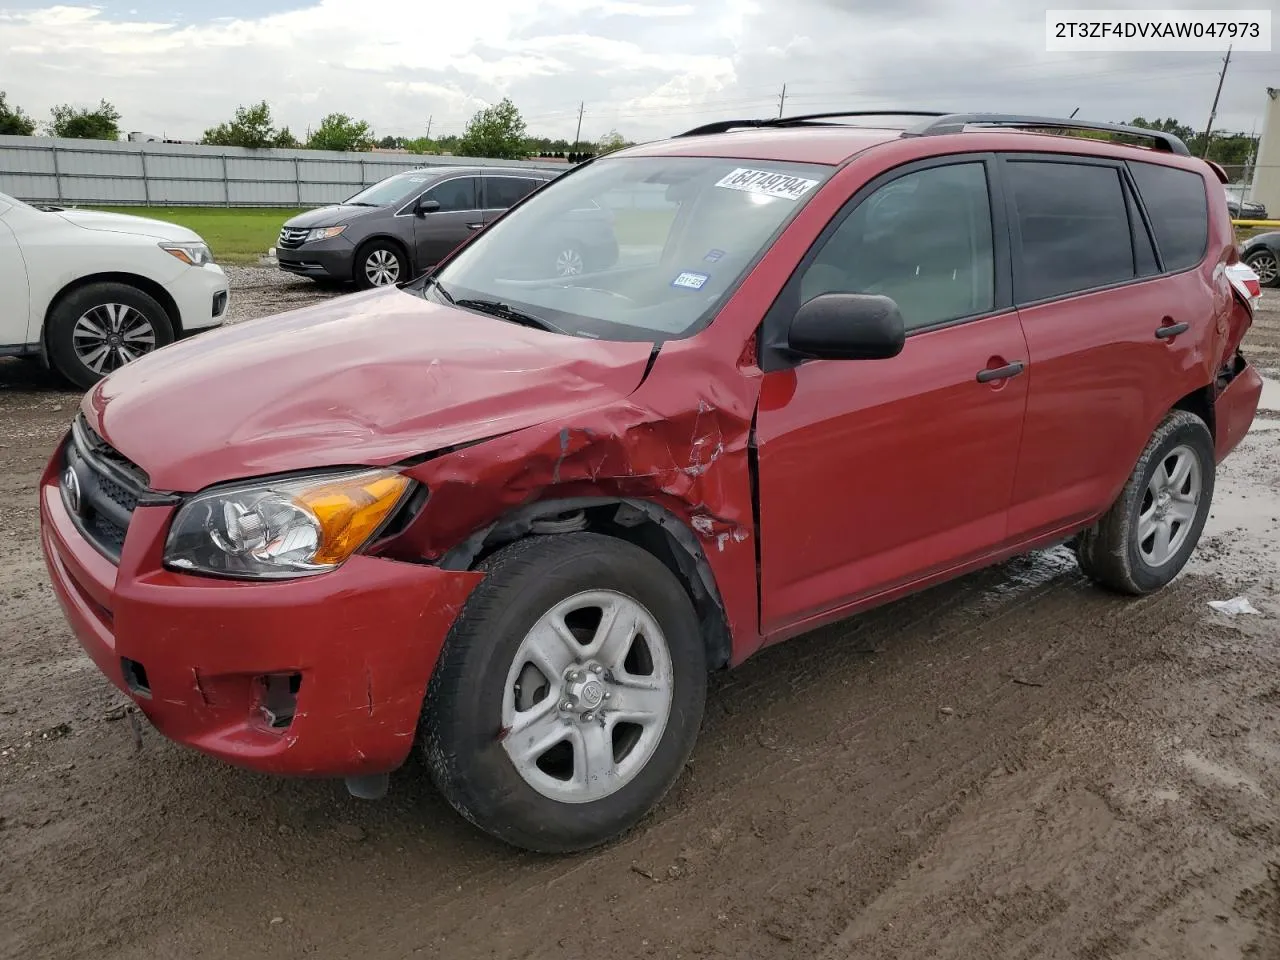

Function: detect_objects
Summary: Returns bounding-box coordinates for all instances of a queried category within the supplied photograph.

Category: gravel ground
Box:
[2,270,1280,960]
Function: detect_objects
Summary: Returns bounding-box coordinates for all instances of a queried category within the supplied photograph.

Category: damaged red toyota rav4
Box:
[40,112,1263,853]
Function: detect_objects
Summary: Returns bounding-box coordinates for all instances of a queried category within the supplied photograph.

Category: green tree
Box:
[596,129,629,155]
[202,101,299,149]
[0,92,36,136]
[202,101,300,149]
[306,113,374,152]
[47,100,121,140]
[457,98,527,159]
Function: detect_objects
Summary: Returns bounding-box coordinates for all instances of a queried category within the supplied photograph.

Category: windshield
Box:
[344,172,434,207]
[424,155,834,341]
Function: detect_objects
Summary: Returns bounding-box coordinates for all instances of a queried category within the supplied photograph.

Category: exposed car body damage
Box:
[384,338,764,668]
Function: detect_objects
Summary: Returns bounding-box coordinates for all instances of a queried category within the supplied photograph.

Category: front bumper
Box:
[38,450,481,778]
[276,239,355,281]
[166,264,229,334]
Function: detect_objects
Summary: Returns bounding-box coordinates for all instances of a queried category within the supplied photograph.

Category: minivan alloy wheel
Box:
[1137,444,1201,567]
[365,249,402,286]
[1247,251,1278,286]
[555,247,585,277]
[73,303,157,374]
[501,590,674,803]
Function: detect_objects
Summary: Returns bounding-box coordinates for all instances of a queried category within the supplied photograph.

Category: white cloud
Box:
[0,0,1270,145]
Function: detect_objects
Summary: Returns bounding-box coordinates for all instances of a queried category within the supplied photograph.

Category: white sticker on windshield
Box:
[672,271,709,290]
[714,168,819,201]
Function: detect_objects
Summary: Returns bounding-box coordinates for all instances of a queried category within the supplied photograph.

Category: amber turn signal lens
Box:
[297,473,411,565]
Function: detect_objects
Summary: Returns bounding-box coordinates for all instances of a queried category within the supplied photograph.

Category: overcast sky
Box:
[0,0,1275,145]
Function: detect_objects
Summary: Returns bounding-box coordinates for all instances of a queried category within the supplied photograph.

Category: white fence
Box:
[0,136,567,208]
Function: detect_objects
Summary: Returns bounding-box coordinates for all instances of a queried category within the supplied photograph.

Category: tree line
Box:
[0,92,1261,173]
[0,92,632,161]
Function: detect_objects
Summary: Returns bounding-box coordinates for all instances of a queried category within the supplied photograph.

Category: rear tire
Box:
[46,282,174,391]
[421,533,706,853]
[1245,249,1279,288]
[1075,410,1215,595]
[354,240,408,289]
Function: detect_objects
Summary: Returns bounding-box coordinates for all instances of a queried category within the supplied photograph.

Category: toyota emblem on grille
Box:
[63,465,82,515]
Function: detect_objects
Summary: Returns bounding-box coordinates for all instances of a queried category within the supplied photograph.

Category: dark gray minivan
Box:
[276,165,619,289]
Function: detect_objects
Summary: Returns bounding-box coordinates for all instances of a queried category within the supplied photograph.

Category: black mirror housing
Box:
[786,293,906,362]
[416,198,441,216]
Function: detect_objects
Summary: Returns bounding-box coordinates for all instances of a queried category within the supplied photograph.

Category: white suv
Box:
[0,192,230,390]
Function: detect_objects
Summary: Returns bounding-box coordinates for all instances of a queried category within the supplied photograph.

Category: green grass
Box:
[85,206,306,264]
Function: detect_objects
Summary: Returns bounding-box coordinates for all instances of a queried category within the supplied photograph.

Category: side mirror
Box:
[786,293,906,361]
[416,198,440,216]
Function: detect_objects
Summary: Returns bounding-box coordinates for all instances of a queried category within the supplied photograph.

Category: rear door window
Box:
[484,176,541,209]
[1127,161,1209,272]
[1005,160,1135,302]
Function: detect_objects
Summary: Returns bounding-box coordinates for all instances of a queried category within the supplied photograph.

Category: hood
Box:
[56,208,201,243]
[283,205,387,228]
[82,287,655,492]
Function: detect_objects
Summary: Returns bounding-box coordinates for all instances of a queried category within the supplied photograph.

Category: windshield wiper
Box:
[422,275,455,304]
[453,298,563,334]
[345,201,380,207]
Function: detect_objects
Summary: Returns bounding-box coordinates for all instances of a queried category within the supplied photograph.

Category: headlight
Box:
[164,469,412,579]
[160,242,215,266]
[305,225,347,243]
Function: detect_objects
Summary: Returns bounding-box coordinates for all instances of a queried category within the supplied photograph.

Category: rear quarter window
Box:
[1127,161,1210,272]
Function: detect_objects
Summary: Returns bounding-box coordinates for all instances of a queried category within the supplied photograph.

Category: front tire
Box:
[1075,410,1215,595]
[46,282,174,391]
[421,533,706,853]
[354,240,408,289]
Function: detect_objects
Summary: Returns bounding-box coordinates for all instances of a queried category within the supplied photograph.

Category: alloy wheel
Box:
[1248,251,1278,286]
[365,249,401,286]
[500,590,674,804]
[1137,444,1202,567]
[555,247,584,277]
[72,303,157,375]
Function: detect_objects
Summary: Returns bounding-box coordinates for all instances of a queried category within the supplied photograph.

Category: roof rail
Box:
[675,110,949,138]
[907,113,1191,156]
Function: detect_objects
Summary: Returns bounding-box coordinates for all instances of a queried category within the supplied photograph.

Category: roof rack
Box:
[907,113,1191,156]
[675,111,949,138]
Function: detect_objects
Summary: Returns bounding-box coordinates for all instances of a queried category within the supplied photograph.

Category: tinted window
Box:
[1008,161,1135,302]
[424,177,477,212]
[486,176,541,208]
[797,162,995,332]
[1128,161,1209,272]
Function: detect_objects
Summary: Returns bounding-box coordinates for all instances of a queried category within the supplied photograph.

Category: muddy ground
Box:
[3,272,1280,960]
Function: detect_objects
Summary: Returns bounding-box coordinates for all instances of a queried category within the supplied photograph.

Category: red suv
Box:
[40,112,1263,852]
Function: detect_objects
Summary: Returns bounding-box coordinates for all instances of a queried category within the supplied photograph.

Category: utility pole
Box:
[778,83,788,118]
[1200,44,1232,158]
[426,115,433,138]
[574,101,585,150]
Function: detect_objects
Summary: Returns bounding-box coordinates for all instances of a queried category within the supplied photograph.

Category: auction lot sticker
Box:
[715,168,820,201]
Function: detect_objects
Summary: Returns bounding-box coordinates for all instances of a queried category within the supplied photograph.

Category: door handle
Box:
[1155,322,1189,339]
[465,222,484,230]
[975,361,1025,383]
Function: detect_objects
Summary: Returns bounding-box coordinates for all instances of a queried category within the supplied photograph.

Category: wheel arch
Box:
[437,496,733,671]
[1173,384,1216,440]
[44,272,182,344]
[353,233,412,280]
